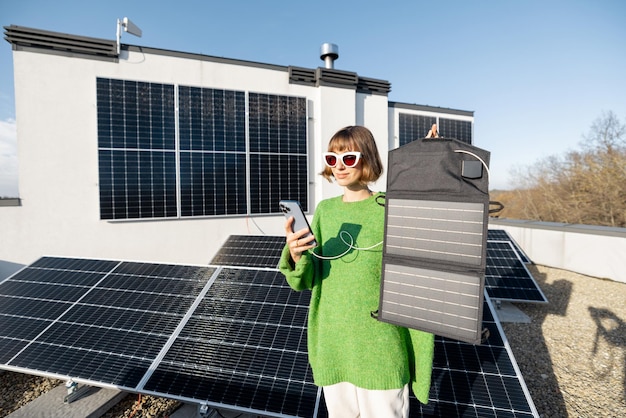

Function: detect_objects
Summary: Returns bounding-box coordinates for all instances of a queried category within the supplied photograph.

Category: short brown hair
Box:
[320,126,383,184]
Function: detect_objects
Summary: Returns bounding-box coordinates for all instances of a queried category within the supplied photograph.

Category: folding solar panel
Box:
[378,137,491,344]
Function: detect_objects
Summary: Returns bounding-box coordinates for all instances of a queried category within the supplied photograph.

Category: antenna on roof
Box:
[116,17,142,55]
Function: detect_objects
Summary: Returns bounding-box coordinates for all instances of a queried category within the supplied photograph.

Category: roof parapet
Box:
[4,25,117,59]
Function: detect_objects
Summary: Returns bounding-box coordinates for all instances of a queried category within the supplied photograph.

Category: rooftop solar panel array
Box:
[0,231,540,417]
[0,257,319,418]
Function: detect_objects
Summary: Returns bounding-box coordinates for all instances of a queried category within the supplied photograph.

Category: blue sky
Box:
[1,0,625,195]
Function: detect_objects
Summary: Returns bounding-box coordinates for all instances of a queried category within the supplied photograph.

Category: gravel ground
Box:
[1,264,625,418]
[501,264,626,418]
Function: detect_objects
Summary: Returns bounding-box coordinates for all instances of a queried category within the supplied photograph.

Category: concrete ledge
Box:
[493,301,531,323]
[490,218,626,284]
[7,383,126,418]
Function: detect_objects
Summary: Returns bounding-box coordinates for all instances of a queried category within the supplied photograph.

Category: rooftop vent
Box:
[320,43,339,69]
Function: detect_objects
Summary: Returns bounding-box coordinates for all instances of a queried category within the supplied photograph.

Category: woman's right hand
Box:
[285,216,316,264]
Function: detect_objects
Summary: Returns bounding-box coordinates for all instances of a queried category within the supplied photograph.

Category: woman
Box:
[279,126,434,418]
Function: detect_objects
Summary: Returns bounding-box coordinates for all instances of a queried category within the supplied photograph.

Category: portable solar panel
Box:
[378,137,491,344]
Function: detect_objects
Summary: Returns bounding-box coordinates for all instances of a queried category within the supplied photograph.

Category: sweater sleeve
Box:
[278,244,315,291]
[407,328,435,404]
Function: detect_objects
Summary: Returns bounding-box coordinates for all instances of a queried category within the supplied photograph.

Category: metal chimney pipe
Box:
[320,43,339,69]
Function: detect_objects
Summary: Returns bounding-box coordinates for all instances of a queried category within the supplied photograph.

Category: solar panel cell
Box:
[0,339,29,364]
[487,229,531,263]
[485,241,547,303]
[30,256,120,272]
[0,296,72,319]
[211,235,285,268]
[11,342,153,387]
[59,305,182,335]
[0,316,51,341]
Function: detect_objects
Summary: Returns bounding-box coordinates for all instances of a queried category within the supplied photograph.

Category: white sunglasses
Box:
[323,151,361,168]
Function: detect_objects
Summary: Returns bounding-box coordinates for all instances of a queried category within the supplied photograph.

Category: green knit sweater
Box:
[279,193,434,404]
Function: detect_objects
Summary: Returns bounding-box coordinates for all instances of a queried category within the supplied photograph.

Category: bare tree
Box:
[492,112,626,227]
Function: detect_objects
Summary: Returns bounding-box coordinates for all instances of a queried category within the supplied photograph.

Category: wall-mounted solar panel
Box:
[379,137,490,344]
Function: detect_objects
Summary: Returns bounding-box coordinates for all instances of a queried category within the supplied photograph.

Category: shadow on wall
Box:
[0,260,25,281]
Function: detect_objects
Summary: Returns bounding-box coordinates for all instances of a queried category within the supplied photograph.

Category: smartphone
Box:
[279,200,317,247]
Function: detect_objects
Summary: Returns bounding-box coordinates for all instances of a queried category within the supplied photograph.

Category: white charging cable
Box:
[310,230,383,260]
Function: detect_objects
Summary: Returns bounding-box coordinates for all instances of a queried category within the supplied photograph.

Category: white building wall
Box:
[357,92,390,192]
[1,34,475,276]
[0,46,398,271]
[0,49,332,269]
[314,85,357,203]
